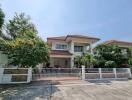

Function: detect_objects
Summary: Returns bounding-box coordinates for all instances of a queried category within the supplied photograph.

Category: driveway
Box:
[0,80,132,100]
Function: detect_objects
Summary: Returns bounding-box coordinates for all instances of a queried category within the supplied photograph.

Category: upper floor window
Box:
[74,46,83,52]
[56,44,67,50]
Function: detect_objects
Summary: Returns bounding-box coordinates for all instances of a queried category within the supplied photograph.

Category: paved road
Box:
[0,80,132,100]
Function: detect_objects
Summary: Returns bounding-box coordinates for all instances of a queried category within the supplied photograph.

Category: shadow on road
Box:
[0,80,60,100]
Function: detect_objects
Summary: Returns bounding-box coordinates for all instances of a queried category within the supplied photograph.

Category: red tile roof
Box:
[47,35,100,41]
[66,35,100,40]
[104,40,132,46]
[50,50,72,55]
[47,36,66,40]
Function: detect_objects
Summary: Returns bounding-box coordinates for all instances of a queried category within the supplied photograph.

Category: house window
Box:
[74,46,83,52]
[56,44,67,50]
[65,60,68,66]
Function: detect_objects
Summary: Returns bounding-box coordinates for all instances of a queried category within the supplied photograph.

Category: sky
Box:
[1,0,132,43]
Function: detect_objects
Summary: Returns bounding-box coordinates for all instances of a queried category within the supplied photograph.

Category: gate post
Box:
[127,68,132,78]
[27,67,32,83]
[82,65,85,80]
[113,68,117,78]
[0,68,4,83]
[99,68,102,79]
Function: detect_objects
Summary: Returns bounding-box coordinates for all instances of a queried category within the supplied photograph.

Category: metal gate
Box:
[32,68,82,81]
[32,67,132,82]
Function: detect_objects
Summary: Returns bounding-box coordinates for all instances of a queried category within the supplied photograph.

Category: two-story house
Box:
[47,35,100,68]
[104,40,132,55]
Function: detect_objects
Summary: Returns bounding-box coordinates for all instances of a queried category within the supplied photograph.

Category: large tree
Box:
[0,7,4,30]
[0,7,5,40]
[0,12,49,68]
[2,37,49,68]
[2,13,37,40]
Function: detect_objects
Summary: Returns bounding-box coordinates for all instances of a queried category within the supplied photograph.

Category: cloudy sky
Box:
[1,0,132,42]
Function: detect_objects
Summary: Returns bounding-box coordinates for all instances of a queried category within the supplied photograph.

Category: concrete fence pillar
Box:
[0,68,4,83]
[81,65,85,80]
[113,68,117,78]
[0,68,4,75]
[99,68,102,79]
[127,68,132,78]
[27,67,32,83]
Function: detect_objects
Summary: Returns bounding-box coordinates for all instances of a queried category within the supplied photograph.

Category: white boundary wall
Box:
[81,65,132,80]
[0,67,131,84]
[0,68,32,84]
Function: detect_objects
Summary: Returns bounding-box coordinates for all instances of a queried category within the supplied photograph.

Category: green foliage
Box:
[0,7,5,37]
[74,53,96,68]
[94,44,131,67]
[1,37,49,68]
[0,11,49,68]
[105,61,117,68]
[74,56,82,67]
[95,59,106,67]
[128,58,132,66]
[0,7,4,28]
[2,13,37,40]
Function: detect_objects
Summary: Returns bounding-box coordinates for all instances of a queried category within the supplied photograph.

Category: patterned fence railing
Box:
[0,67,131,84]
[32,68,82,81]
[82,66,131,80]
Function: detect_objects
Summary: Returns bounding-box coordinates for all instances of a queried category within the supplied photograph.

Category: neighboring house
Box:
[104,40,132,55]
[47,35,100,68]
[104,40,132,47]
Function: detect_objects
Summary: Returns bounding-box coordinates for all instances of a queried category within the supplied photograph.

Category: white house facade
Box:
[47,35,100,68]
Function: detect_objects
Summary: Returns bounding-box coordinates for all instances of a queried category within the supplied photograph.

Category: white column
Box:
[89,43,93,54]
[27,67,32,83]
[113,68,117,78]
[127,68,132,78]
[82,65,85,80]
[0,68,4,83]
[69,41,74,54]
[99,68,102,79]
[70,56,74,68]
[50,57,54,67]
[69,41,74,68]
[83,45,87,53]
